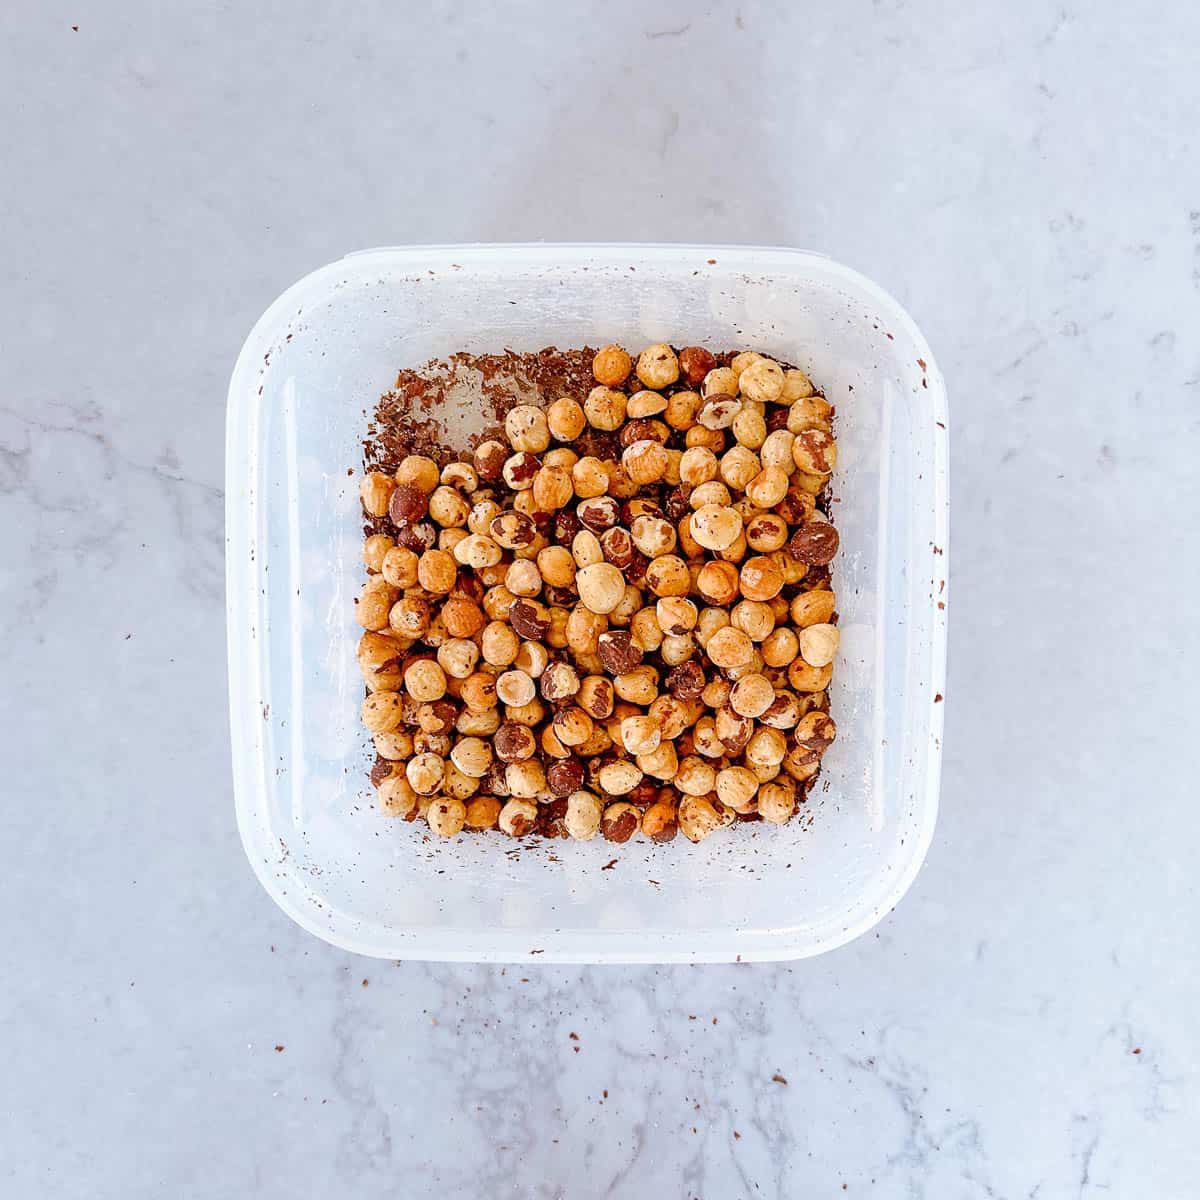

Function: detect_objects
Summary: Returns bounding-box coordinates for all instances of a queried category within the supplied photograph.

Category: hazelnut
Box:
[452,533,503,571]
[474,440,508,482]
[790,590,837,627]
[513,640,549,678]
[599,526,635,570]
[356,577,398,631]
[597,760,642,796]
[786,394,833,432]
[655,597,697,636]
[614,664,659,705]
[707,626,754,670]
[798,623,840,668]
[577,495,620,532]
[571,456,610,499]
[547,758,586,796]
[635,343,679,389]
[701,366,739,398]
[552,706,594,747]
[745,466,790,509]
[363,533,395,574]
[664,390,702,430]
[627,389,669,418]
[584,386,627,431]
[732,407,768,449]
[427,485,470,528]
[729,673,775,718]
[730,599,775,642]
[381,545,420,588]
[360,470,398,517]
[643,555,690,598]
[593,344,632,387]
[678,346,716,388]
[679,445,719,487]
[696,560,740,606]
[630,514,676,559]
[621,439,669,484]
[577,675,615,719]
[508,599,551,640]
[505,405,551,454]
[738,357,785,403]
[481,621,521,667]
[377,773,420,818]
[745,726,787,768]
[564,790,604,840]
[405,752,445,796]
[788,522,840,566]
[600,801,641,842]
[760,429,796,471]
[464,795,502,830]
[697,396,741,430]
[394,455,440,493]
[373,728,413,760]
[360,690,405,734]
[532,465,574,511]
[540,660,581,702]
[719,446,760,491]
[739,556,785,602]
[716,766,760,813]
[745,513,789,553]
[678,795,723,843]
[757,780,796,824]
[388,595,430,639]
[496,669,536,708]
[782,369,816,401]
[689,505,743,552]
[459,673,499,713]
[637,739,679,781]
[417,549,458,595]
[761,627,800,669]
[436,636,480,679]
[359,631,405,692]
[498,797,538,837]
[641,797,679,842]
[441,461,478,494]
[791,429,838,475]
[621,715,662,756]
[576,563,626,615]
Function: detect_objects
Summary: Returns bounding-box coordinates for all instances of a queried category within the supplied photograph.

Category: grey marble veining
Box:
[2,1,1198,1196]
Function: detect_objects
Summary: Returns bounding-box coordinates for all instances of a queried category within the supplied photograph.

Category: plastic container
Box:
[226,244,947,963]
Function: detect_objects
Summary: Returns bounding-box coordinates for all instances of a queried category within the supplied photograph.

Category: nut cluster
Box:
[358,344,840,845]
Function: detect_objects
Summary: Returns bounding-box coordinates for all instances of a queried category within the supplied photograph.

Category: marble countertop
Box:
[2,2,1197,1196]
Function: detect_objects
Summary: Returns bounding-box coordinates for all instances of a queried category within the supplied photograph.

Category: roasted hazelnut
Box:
[664,389,703,430]
[499,452,539,492]
[571,456,609,499]
[496,669,536,708]
[678,795,722,843]
[417,549,457,595]
[360,690,405,734]
[790,590,837,627]
[739,555,785,602]
[437,636,480,680]
[791,429,838,475]
[584,386,627,431]
[798,623,840,668]
[488,510,536,551]
[358,631,405,692]
[505,760,546,798]
[377,771,420,817]
[577,495,620,532]
[577,675,615,719]
[498,797,538,837]
[540,660,581,702]
[388,595,430,639]
[450,736,494,779]
[630,514,676,559]
[561,790,603,840]
[716,766,759,813]
[745,513,789,554]
[361,470,398,517]
[532,465,573,511]
[788,521,840,566]
[552,706,593,746]
[576,562,626,614]
[627,389,669,418]
[547,758,586,797]
[732,406,768,449]
[761,627,800,668]
[675,756,717,797]
[620,418,670,448]
[356,576,398,632]
[380,545,420,589]
[689,504,742,552]
[493,720,537,763]
[459,672,499,713]
[719,446,760,492]
[641,797,679,841]
[464,795,502,830]
[503,404,550,454]
[513,640,549,678]
[655,597,698,636]
[364,533,395,573]
[614,664,659,705]
[621,439,669,484]
[508,599,551,640]
[697,396,741,431]
[426,485,469,529]
[786,393,833,433]
[635,343,679,389]
[729,673,775,719]
[596,760,642,796]
[593,344,632,387]
[678,346,717,388]
[621,715,662,756]
[404,658,447,703]
[730,599,774,642]
[643,555,690,597]
[405,752,445,797]
[373,728,414,761]
[594,630,641,675]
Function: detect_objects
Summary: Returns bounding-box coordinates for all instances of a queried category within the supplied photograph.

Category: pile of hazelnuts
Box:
[356,342,840,845]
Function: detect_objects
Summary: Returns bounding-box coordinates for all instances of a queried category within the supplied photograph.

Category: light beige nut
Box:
[621,715,662,756]
[547,396,587,441]
[678,795,723,843]
[404,658,447,703]
[553,706,594,747]
[498,797,539,837]
[739,556,785,602]
[719,446,760,491]
[577,562,627,614]
[377,773,419,817]
[679,446,720,487]
[701,366,739,398]
[357,577,398,631]
[697,396,742,430]
[450,736,493,779]
[584,386,628,431]
[621,439,669,485]
[532,465,574,511]
[361,690,405,734]
[505,759,546,798]
[788,657,834,693]
[744,466,790,509]
[738,357,785,403]
[757,779,796,824]
[364,533,395,574]
[635,343,680,389]
[564,790,604,840]
[716,766,760,813]
[786,395,833,433]
[406,752,446,796]
[597,760,643,795]
[706,625,754,669]
[630,514,676,559]
[790,590,837,627]
[675,756,717,797]
[571,456,610,498]
[729,674,775,719]
[481,621,521,667]
[732,407,768,449]
[614,664,659,705]
[782,368,815,401]
[465,795,502,830]
[627,389,669,418]
[791,429,838,475]
[496,669,536,707]
[360,471,397,517]
[761,627,800,669]
[395,455,441,493]
[798,623,840,668]
[689,504,743,552]
[427,797,467,837]
[664,389,703,429]
[436,637,480,679]
[505,404,551,454]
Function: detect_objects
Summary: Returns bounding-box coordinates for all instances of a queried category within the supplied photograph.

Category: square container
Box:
[226,244,947,963]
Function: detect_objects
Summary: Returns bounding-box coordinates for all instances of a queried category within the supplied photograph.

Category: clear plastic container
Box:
[226,244,948,963]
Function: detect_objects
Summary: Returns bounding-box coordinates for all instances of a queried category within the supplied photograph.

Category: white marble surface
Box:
[2,1,1198,1195]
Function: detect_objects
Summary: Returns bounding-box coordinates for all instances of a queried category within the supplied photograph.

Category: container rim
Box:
[226,243,948,963]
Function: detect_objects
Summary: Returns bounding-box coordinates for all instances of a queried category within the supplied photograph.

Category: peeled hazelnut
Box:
[635,343,679,390]
[745,513,789,553]
[745,466,790,509]
[738,357,785,404]
[464,795,502,830]
[576,563,626,615]
[498,797,538,837]
[621,439,669,485]
[716,766,759,813]
[505,405,551,454]
[547,758,586,796]
[791,429,838,475]
[701,366,739,398]
[739,556,785,602]
[571,456,610,499]
[577,675,615,719]
[597,760,643,796]
[641,797,679,842]
[678,795,723,843]
[787,394,833,433]
[664,390,702,430]
[363,533,395,574]
[593,344,632,387]
[577,496,620,532]
[719,446,760,492]
[707,626,754,670]
[790,590,837,627]
[729,674,775,719]
[532,465,573,512]
[553,706,594,747]
[489,509,537,550]
[360,690,405,734]
[377,773,419,818]
[643,555,690,598]
[562,790,603,840]
[584,386,627,431]
[621,715,662,756]
[496,669,536,708]
[732,407,768,449]
[696,560,740,606]
[798,623,840,668]
[361,471,398,518]
[689,505,742,552]
[756,780,795,824]
[627,390,669,418]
